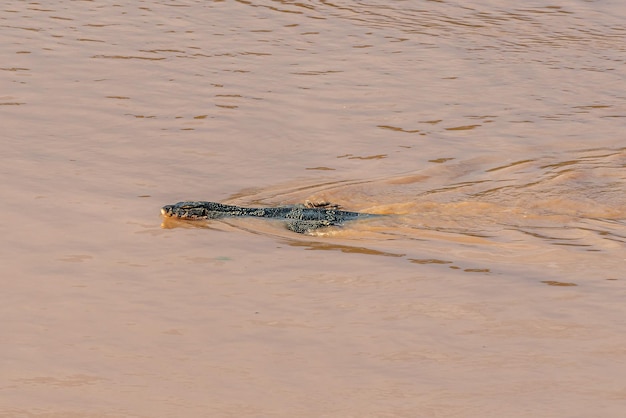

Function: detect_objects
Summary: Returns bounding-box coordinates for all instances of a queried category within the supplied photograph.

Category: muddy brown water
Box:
[2,1,626,417]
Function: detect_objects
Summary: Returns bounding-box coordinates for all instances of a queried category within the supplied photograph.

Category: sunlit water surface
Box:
[2,1,625,417]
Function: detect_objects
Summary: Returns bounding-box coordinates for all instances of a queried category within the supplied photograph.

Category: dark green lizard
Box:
[161,201,380,233]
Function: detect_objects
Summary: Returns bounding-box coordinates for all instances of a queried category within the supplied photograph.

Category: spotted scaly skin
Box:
[161,201,379,233]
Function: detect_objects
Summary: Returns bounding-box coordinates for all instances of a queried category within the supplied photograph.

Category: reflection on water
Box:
[287,240,405,258]
[541,280,578,287]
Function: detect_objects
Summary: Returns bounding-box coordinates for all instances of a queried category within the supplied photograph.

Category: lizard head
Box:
[161,201,213,220]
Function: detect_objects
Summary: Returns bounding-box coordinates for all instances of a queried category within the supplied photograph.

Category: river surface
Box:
[2,1,626,417]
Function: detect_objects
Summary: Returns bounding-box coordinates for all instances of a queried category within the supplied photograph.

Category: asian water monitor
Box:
[161,201,380,234]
